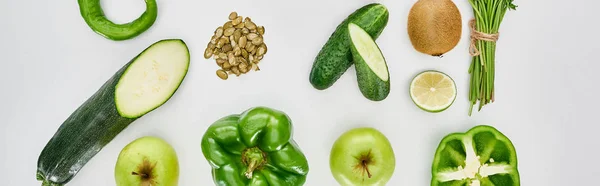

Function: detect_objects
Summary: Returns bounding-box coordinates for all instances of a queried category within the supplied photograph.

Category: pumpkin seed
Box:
[236,22,245,28]
[233,30,242,41]
[248,44,256,53]
[228,51,235,60]
[261,43,267,54]
[257,55,263,60]
[257,26,265,35]
[252,37,263,45]
[222,44,232,52]
[207,42,216,49]
[231,66,240,76]
[230,38,237,47]
[223,21,233,30]
[251,63,260,71]
[244,17,252,23]
[218,53,228,60]
[247,33,258,40]
[245,20,256,29]
[229,55,238,66]
[234,47,241,56]
[241,28,249,34]
[212,48,219,56]
[241,49,249,59]
[223,61,232,69]
[229,12,238,20]
[216,59,226,65]
[238,36,247,49]
[245,42,252,51]
[217,37,227,48]
[215,27,224,38]
[237,57,247,64]
[217,69,228,80]
[210,35,219,44]
[224,27,235,37]
[239,62,248,72]
[232,16,242,25]
[204,48,213,59]
[257,45,266,56]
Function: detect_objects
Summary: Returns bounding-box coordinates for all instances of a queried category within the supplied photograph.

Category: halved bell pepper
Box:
[201,107,309,186]
[431,125,520,186]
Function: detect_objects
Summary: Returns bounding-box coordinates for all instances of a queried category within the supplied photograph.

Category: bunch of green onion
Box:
[467,0,517,116]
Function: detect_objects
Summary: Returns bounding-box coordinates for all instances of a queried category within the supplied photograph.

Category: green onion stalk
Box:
[467,0,517,116]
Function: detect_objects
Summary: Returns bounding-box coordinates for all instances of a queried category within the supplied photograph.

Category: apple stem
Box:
[362,160,372,178]
[132,171,148,178]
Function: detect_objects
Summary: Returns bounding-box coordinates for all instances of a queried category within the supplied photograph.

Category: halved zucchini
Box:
[36,39,190,186]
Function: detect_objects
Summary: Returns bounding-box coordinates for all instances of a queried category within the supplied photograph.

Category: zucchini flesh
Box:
[36,39,189,186]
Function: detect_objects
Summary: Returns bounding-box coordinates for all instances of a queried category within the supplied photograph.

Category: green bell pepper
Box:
[431,125,520,186]
[201,107,309,186]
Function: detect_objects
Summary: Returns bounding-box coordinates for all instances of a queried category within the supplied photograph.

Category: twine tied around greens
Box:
[469,19,500,56]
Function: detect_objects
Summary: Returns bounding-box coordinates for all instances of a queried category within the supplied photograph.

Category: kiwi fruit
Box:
[407,0,462,56]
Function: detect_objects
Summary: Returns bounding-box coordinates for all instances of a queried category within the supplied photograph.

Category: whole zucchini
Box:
[36,39,190,186]
[309,3,389,90]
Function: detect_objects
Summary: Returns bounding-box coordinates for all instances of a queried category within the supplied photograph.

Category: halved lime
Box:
[409,70,457,113]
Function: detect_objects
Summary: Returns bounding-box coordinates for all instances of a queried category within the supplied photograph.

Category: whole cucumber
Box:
[309,3,389,90]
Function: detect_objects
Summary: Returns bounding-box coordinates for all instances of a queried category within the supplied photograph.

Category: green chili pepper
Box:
[431,125,520,186]
[201,107,309,186]
[77,0,158,41]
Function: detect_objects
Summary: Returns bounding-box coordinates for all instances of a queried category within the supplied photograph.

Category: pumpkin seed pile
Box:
[204,12,268,80]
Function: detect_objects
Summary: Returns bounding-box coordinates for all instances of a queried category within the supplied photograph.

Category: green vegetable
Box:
[431,125,520,186]
[201,107,309,186]
[36,39,190,186]
[309,3,389,90]
[467,0,517,115]
[348,23,390,101]
[78,0,158,41]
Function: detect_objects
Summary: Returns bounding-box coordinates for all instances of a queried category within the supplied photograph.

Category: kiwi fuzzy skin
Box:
[407,0,462,56]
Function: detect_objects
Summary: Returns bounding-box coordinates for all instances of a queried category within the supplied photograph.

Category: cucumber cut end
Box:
[115,39,190,118]
[348,23,388,81]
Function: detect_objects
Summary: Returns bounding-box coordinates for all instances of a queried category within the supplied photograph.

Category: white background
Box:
[1,0,598,185]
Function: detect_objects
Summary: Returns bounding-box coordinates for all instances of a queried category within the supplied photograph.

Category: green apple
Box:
[330,127,396,186]
[115,136,179,186]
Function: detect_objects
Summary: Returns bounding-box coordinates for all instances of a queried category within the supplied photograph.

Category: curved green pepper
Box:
[201,107,309,186]
[77,0,158,41]
[431,125,520,186]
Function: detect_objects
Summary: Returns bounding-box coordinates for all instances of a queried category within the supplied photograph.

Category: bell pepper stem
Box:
[242,147,267,179]
[244,160,258,179]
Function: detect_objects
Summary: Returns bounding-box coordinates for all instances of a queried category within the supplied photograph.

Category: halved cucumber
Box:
[36,39,189,186]
[309,3,389,90]
[348,23,390,101]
